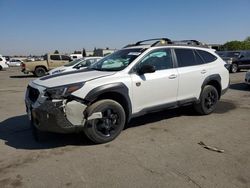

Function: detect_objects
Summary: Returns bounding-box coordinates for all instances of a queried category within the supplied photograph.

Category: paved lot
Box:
[0,67,249,188]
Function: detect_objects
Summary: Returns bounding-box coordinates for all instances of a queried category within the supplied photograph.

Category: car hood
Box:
[32,69,116,88]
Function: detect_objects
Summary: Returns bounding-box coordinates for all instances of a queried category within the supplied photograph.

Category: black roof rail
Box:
[172,40,208,46]
[135,38,172,46]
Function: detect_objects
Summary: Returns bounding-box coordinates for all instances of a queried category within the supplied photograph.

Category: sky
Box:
[0,0,250,55]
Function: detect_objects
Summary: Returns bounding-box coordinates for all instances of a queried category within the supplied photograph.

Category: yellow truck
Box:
[21,54,70,77]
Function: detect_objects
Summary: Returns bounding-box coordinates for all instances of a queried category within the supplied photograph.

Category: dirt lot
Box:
[0,67,249,188]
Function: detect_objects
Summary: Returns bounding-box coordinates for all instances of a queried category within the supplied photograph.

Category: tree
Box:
[54,50,59,54]
[82,48,86,57]
[222,40,250,50]
[245,36,250,42]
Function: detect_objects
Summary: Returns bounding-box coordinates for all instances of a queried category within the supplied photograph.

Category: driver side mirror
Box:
[137,64,156,75]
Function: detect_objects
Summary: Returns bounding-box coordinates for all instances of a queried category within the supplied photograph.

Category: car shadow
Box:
[230,83,250,91]
[127,99,236,128]
[0,115,93,150]
[10,75,36,78]
[0,99,236,150]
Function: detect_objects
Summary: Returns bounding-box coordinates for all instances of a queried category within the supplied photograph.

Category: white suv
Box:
[25,38,230,143]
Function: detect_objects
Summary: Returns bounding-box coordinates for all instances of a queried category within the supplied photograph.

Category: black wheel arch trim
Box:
[84,82,132,121]
[200,74,222,98]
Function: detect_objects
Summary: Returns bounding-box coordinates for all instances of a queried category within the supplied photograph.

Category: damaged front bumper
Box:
[26,98,88,134]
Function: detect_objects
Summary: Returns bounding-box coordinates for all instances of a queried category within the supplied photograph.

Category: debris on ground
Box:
[198,141,225,153]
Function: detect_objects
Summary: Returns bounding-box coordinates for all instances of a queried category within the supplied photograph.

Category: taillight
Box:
[21,63,25,68]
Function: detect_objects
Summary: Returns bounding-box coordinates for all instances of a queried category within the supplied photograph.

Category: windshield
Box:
[64,59,83,67]
[89,48,145,71]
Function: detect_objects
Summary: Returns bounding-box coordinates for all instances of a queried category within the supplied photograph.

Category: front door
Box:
[130,48,178,113]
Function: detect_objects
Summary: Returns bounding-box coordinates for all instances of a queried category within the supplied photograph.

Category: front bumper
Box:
[25,84,88,133]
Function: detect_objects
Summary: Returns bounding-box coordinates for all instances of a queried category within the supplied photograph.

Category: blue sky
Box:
[0,0,250,55]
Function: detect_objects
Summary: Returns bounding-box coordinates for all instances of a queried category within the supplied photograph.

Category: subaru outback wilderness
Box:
[25,38,229,144]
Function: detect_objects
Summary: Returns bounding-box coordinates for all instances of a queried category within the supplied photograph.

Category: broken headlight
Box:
[45,82,84,99]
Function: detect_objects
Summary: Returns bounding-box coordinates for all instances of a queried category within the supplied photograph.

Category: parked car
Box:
[21,54,71,77]
[7,59,23,66]
[48,57,102,75]
[25,38,229,144]
[0,56,9,70]
[245,71,250,86]
[70,54,83,60]
[216,51,250,73]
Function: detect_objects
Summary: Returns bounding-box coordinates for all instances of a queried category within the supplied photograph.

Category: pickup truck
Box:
[21,54,71,77]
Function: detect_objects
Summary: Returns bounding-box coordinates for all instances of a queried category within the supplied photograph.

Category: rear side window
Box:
[50,55,61,60]
[175,49,198,67]
[61,55,70,61]
[197,50,217,63]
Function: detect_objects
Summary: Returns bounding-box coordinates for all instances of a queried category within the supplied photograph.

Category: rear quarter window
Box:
[175,49,198,67]
[197,50,217,63]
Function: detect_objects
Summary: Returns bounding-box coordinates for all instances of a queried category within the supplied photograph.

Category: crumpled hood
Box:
[32,69,116,88]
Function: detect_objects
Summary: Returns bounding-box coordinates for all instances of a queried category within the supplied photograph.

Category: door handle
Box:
[201,70,207,74]
[168,74,177,79]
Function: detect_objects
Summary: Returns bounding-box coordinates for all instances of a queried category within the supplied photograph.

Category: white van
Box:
[70,54,83,60]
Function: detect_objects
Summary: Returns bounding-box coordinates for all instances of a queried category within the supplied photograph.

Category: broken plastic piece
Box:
[87,112,103,120]
[198,141,224,153]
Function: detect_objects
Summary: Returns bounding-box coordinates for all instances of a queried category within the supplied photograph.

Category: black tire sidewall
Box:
[200,85,219,114]
[0,66,2,71]
[35,67,46,77]
[84,100,126,144]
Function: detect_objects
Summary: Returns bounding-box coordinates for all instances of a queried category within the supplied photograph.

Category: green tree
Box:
[223,40,250,50]
[82,48,86,57]
[54,50,59,54]
[245,36,250,42]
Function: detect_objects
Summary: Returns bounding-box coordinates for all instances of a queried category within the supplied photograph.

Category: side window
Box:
[175,49,197,67]
[197,50,217,63]
[50,55,61,61]
[194,50,204,65]
[61,55,70,61]
[138,49,173,70]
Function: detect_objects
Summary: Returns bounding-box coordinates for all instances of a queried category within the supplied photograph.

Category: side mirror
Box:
[239,54,244,59]
[137,64,156,75]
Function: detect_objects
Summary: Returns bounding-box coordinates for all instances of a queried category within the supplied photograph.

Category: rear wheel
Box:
[0,66,2,71]
[230,63,238,73]
[194,85,219,115]
[84,99,126,144]
[34,67,46,77]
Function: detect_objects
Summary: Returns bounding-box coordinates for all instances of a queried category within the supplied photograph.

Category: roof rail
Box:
[135,38,172,46]
[172,40,209,47]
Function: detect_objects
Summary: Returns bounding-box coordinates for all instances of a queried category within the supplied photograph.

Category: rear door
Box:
[238,51,250,68]
[61,55,71,66]
[174,48,209,101]
[49,55,61,68]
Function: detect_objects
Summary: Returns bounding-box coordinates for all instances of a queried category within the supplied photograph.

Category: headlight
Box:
[45,82,84,99]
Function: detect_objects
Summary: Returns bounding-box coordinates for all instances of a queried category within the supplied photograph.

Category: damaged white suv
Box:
[25,38,229,143]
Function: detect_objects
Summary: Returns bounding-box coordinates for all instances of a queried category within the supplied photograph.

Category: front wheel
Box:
[194,85,219,115]
[84,99,126,144]
[230,63,238,73]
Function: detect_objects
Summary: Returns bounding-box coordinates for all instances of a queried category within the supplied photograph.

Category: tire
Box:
[34,67,46,77]
[84,99,126,144]
[230,63,238,73]
[194,85,219,115]
[0,66,2,71]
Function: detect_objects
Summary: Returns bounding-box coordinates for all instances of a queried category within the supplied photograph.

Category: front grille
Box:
[28,86,40,103]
